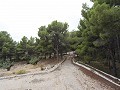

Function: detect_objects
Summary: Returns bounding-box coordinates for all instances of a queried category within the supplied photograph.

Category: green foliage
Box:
[83,55,93,64]
[67,31,82,51]
[0,60,14,71]
[0,31,16,61]
[16,36,37,61]
[76,0,120,77]
[0,20,69,65]
[37,20,69,60]
[29,57,39,65]
[92,0,120,6]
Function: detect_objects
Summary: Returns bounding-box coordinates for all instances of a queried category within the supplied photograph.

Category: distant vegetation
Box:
[0,0,120,78]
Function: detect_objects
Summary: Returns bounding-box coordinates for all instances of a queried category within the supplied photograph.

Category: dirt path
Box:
[0,56,115,90]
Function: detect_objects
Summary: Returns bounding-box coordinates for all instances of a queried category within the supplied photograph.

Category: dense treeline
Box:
[75,0,120,77]
[0,20,70,70]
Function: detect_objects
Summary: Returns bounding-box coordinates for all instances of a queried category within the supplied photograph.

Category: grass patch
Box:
[16,70,26,74]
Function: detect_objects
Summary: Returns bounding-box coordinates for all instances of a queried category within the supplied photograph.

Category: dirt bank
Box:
[0,58,59,77]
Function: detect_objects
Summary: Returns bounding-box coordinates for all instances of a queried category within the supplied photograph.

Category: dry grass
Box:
[15,70,27,75]
[0,57,60,77]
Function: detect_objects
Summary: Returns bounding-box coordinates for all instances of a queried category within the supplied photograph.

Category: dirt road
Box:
[0,56,115,90]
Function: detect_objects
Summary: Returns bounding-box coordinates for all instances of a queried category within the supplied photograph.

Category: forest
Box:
[0,0,120,78]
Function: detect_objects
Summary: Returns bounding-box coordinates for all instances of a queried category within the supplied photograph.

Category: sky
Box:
[0,0,93,41]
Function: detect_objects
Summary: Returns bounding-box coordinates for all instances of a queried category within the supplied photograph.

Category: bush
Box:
[29,57,39,65]
[90,61,109,73]
[0,61,3,68]
[16,70,26,74]
[84,55,92,64]
[0,60,14,71]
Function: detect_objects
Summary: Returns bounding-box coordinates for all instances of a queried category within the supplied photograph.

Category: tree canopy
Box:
[76,0,120,77]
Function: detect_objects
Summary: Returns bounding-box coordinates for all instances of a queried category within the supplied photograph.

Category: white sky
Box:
[0,0,93,41]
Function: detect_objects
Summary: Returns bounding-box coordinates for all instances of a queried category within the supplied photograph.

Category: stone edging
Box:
[72,59,120,87]
[0,57,66,80]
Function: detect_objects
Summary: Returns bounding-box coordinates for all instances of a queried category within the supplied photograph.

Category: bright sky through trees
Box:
[0,0,93,41]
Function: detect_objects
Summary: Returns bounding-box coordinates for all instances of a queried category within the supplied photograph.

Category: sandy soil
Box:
[0,58,59,77]
[0,56,115,90]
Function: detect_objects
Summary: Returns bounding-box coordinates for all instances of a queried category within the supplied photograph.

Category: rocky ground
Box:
[0,56,116,90]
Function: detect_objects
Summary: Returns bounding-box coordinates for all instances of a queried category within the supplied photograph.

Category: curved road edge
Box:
[72,57,120,89]
[0,56,67,80]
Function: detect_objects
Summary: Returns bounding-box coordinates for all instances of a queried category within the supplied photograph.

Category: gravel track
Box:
[0,56,115,90]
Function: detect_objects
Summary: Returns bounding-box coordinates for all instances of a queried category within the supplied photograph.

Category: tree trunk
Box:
[49,53,51,58]
[108,56,111,71]
[116,35,120,63]
[54,48,59,61]
[60,52,63,60]
[45,53,46,59]
[109,48,117,77]
[112,58,117,77]
[9,56,12,61]
[56,45,59,61]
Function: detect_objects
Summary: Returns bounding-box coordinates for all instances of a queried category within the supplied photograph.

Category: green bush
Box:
[84,55,92,64]
[0,59,4,67]
[90,61,109,73]
[0,60,14,71]
[29,57,39,65]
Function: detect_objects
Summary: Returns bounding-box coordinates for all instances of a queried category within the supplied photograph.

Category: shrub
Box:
[84,55,92,64]
[0,61,3,68]
[0,60,14,71]
[29,57,39,65]
[16,70,26,74]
